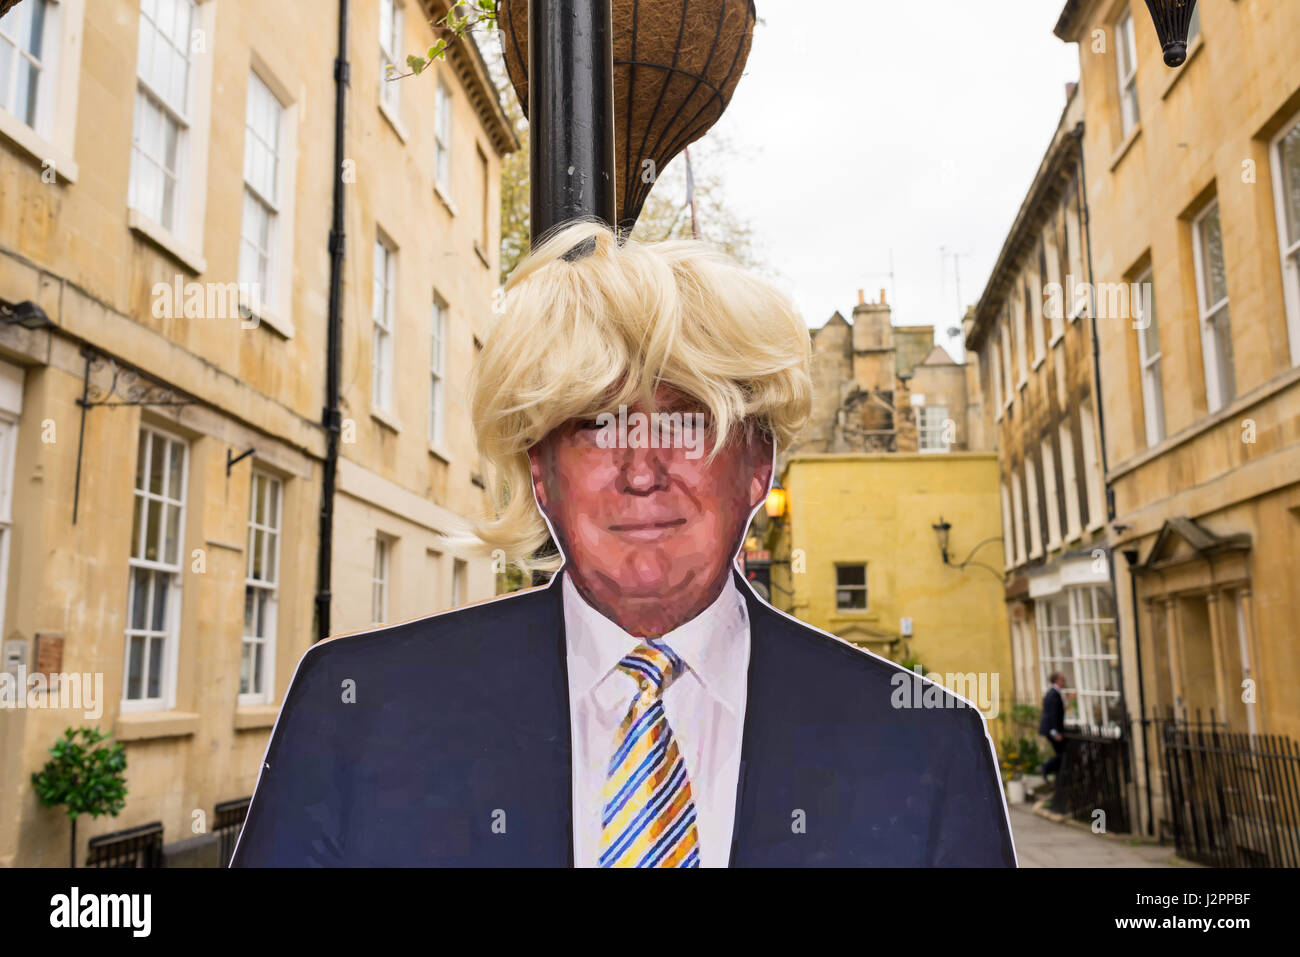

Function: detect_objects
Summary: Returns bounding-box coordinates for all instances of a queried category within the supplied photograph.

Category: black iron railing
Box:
[215,796,252,867]
[85,821,164,868]
[1049,723,1133,833]
[1159,711,1300,868]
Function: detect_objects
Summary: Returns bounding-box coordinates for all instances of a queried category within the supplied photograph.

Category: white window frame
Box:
[1269,108,1300,367]
[1079,400,1106,532]
[129,0,197,236]
[1036,585,1120,729]
[1059,421,1082,543]
[1192,198,1235,412]
[1065,189,1086,322]
[1000,320,1015,409]
[0,0,55,134]
[1041,437,1062,551]
[918,405,950,453]
[372,233,397,413]
[0,0,84,182]
[429,292,446,447]
[1000,482,1015,570]
[1116,9,1140,137]
[1011,469,1027,567]
[1187,4,1202,45]
[990,342,1004,421]
[834,563,868,611]
[1013,294,1029,387]
[241,470,282,707]
[1025,454,1043,560]
[372,534,391,625]
[1044,224,1064,343]
[1134,267,1166,446]
[379,0,403,118]
[1029,257,1046,366]
[435,77,453,195]
[238,62,298,335]
[123,424,188,712]
[0,410,17,640]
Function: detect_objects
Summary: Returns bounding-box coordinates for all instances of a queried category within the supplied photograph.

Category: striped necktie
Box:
[599,640,700,868]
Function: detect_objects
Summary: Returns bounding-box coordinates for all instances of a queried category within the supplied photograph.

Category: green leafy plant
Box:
[997,735,1046,783]
[31,727,128,867]
[390,0,499,80]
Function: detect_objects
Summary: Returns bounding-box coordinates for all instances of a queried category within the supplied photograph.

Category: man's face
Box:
[528,386,773,636]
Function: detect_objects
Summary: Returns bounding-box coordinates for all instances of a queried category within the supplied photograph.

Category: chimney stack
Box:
[857,289,865,306]
[880,288,887,306]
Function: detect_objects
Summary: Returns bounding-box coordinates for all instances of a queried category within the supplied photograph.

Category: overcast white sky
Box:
[695,0,1082,359]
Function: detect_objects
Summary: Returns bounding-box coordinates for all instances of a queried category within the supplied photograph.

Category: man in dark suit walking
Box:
[231,222,1017,868]
[1039,672,1068,776]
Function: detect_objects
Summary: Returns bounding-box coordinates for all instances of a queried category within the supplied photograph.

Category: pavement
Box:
[1008,800,1197,868]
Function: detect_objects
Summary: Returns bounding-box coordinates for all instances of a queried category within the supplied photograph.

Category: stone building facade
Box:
[1055,0,1300,746]
[965,87,1121,730]
[0,0,514,865]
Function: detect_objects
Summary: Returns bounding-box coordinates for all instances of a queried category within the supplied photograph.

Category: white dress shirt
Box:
[562,569,750,867]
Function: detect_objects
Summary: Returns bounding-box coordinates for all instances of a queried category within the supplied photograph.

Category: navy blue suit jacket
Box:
[231,569,1016,866]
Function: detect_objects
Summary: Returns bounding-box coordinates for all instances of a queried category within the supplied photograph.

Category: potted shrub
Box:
[31,727,128,867]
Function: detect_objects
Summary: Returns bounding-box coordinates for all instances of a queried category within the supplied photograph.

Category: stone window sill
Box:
[0,110,78,183]
[114,710,200,742]
[128,209,207,274]
[1109,123,1142,173]
[234,704,279,730]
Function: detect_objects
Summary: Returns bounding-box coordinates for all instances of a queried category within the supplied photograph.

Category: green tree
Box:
[31,727,129,867]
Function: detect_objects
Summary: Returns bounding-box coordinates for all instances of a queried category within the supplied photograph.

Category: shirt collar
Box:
[562,569,749,716]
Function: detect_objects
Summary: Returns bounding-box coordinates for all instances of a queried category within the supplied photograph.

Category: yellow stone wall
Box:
[768,453,1012,712]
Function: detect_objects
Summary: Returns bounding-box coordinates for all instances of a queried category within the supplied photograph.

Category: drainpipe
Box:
[1123,548,1155,835]
[316,0,349,642]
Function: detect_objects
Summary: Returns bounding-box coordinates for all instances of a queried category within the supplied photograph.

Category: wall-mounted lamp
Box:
[931,517,953,564]
[0,300,53,330]
[765,483,789,520]
[931,515,1003,580]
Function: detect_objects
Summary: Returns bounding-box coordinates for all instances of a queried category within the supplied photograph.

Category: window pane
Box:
[127,635,145,700]
[149,433,166,494]
[151,573,169,630]
[145,498,161,561]
[1281,124,1300,246]
[163,502,181,565]
[147,635,164,699]
[1199,205,1228,305]
[240,639,253,694]
[836,565,865,587]
[130,568,150,631]
[168,439,184,500]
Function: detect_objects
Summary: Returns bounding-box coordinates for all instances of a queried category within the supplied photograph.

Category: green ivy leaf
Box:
[406,54,427,75]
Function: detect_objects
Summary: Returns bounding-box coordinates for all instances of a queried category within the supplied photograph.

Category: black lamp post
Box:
[501,0,757,241]
[1143,0,1200,67]
[526,0,617,245]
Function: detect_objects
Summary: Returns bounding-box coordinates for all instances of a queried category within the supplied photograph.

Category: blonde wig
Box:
[469,219,812,573]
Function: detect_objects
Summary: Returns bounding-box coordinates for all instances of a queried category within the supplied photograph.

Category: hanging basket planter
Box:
[500,0,757,235]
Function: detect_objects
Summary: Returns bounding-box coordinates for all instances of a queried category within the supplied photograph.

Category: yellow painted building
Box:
[762,453,1011,719]
[0,0,514,865]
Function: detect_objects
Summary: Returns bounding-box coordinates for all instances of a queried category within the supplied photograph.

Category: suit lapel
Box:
[544,569,575,867]
[730,568,774,867]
